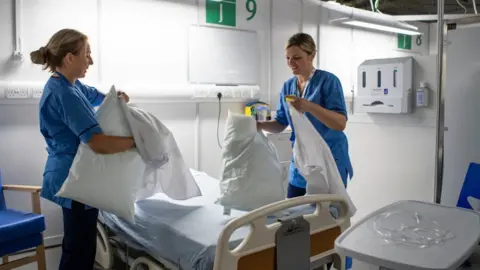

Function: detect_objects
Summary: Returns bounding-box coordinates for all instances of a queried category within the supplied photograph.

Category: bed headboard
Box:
[213,195,350,270]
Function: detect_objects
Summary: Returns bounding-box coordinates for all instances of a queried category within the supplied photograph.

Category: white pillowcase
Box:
[56,88,146,223]
[120,103,201,201]
[216,111,285,212]
[289,107,356,218]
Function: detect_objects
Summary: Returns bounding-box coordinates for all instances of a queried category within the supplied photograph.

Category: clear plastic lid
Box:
[373,210,455,248]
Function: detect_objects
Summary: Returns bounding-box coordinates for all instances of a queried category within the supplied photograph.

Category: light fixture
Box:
[330,17,422,36]
[315,1,422,36]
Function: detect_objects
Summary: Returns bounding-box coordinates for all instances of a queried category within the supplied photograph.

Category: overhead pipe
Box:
[351,0,375,9]
[450,15,480,26]
[13,0,23,61]
[392,14,480,22]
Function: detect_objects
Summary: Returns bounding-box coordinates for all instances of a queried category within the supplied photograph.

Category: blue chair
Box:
[0,169,46,270]
[457,162,480,211]
[456,162,480,268]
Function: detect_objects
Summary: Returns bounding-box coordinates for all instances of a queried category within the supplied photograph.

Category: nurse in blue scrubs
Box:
[30,29,135,270]
[257,32,353,198]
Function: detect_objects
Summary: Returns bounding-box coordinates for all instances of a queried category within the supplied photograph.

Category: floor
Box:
[6,246,480,270]
[7,247,61,270]
[7,246,130,270]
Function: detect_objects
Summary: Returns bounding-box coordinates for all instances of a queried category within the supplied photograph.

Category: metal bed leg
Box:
[332,253,346,270]
[130,257,167,270]
[125,245,129,270]
[461,259,472,268]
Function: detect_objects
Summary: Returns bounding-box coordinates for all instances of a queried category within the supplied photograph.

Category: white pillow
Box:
[56,87,146,223]
[216,111,285,212]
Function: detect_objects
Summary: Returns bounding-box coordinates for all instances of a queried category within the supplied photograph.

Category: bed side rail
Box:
[213,194,350,270]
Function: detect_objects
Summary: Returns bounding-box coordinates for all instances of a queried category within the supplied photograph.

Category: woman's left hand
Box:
[117,91,130,103]
[288,96,312,113]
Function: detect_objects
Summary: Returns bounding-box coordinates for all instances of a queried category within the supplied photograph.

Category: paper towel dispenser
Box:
[355,57,413,114]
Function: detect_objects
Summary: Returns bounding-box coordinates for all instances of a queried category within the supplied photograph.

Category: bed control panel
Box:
[275,215,311,270]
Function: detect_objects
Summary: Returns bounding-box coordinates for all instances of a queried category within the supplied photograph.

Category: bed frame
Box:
[95,194,351,270]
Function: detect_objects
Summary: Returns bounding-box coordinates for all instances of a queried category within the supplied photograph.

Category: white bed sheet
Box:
[100,170,316,270]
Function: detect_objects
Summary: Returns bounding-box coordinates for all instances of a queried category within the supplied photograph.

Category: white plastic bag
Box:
[56,88,146,223]
[216,111,285,211]
[289,107,356,217]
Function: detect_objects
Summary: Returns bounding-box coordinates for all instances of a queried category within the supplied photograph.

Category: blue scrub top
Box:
[39,74,105,209]
[275,69,353,188]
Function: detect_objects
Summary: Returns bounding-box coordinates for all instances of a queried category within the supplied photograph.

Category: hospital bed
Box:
[95,170,352,270]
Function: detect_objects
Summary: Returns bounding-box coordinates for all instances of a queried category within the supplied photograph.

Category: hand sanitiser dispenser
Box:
[355,57,413,114]
[415,81,430,107]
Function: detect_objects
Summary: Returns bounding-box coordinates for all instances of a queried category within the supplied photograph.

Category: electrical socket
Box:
[232,89,242,98]
[207,90,219,98]
[194,89,208,98]
[5,87,29,99]
[251,89,260,99]
[242,89,251,98]
[32,88,43,99]
[221,89,232,98]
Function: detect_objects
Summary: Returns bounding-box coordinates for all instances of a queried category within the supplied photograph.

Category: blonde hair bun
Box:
[30,47,48,65]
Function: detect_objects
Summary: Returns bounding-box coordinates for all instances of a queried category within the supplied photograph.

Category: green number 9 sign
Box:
[246,0,257,21]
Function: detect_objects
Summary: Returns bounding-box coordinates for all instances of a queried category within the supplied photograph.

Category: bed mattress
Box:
[100,170,316,270]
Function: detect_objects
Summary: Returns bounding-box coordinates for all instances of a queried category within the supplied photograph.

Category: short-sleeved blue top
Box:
[39,73,105,209]
[275,69,353,188]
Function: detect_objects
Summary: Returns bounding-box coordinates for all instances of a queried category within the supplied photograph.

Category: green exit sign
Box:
[397,34,412,50]
[206,0,236,27]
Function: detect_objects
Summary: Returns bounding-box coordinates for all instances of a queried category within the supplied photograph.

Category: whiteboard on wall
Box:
[188,25,260,85]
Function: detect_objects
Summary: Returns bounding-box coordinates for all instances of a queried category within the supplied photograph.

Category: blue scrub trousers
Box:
[59,201,98,270]
[287,165,349,198]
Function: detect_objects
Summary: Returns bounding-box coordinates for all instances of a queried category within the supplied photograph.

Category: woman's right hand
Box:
[256,121,264,131]
[257,120,288,134]
[131,138,136,148]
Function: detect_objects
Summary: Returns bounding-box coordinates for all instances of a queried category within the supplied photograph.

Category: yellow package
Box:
[285,95,296,102]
